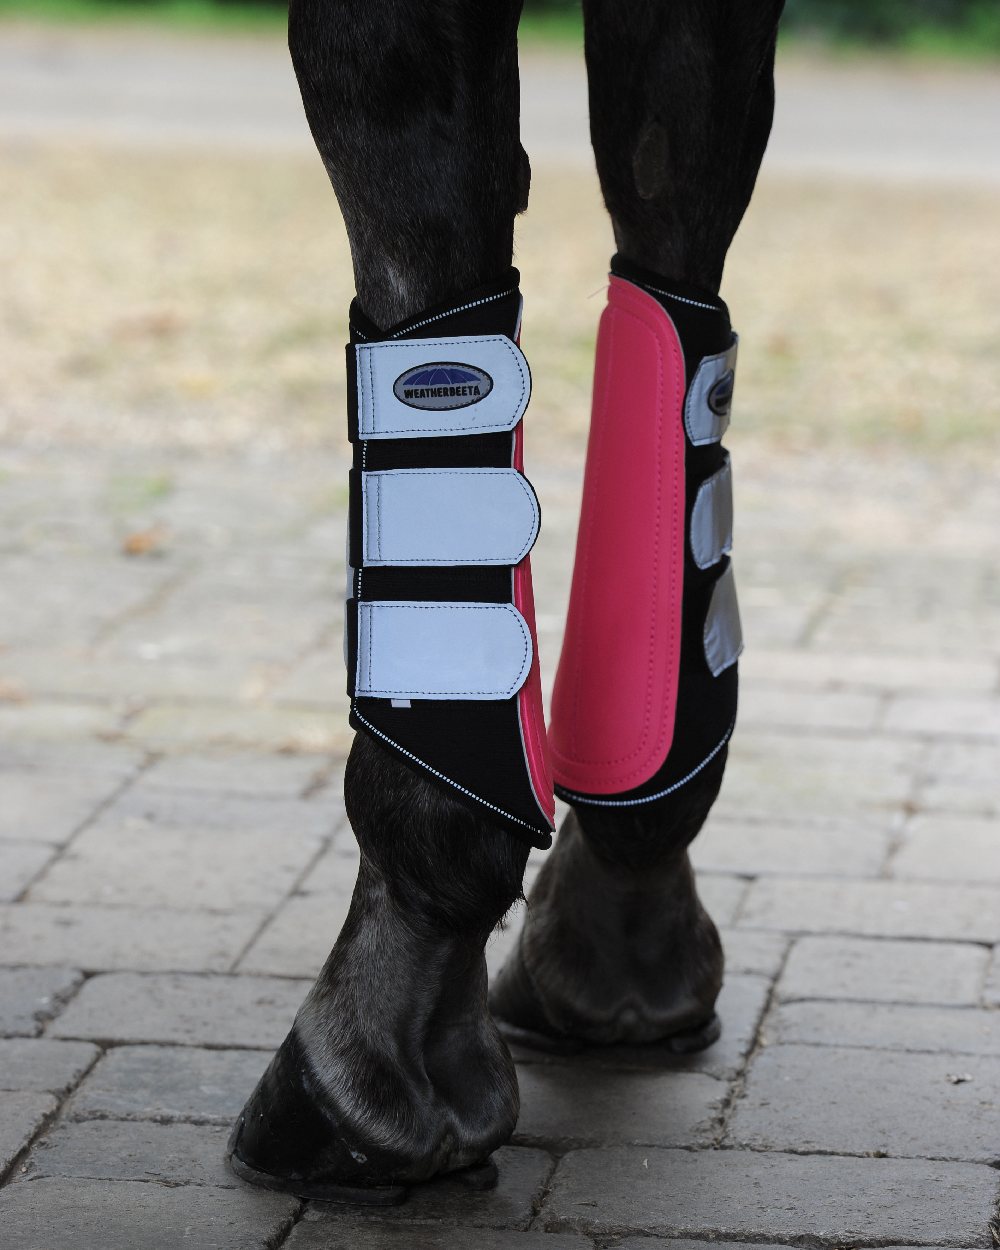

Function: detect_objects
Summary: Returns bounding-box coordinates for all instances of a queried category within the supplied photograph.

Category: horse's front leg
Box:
[491,0,786,1049]
[227,0,547,1201]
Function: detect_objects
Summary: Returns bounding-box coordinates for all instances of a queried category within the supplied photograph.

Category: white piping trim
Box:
[557,721,735,808]
[352,703,543,835]
[640,283,721,314]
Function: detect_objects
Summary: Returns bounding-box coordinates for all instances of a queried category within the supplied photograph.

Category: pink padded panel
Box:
[512,421,555,825]
[550,276,686,794]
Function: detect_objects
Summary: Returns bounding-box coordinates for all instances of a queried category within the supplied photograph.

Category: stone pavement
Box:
[0,437,998,1249]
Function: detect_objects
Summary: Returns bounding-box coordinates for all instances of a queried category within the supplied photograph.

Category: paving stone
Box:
[512,975,770,1083]
[730,1043,1000,1162]
[693,813,891,877]
[124,701,353,754]
[738,684,882,732]
[719,928,788,978]
[23,1119,233,1188]
[30,823,321,912]
[0,903,261,973]
[0,967,83,1037]
[0,700,120,742]
[769,1000,1000,1056]
[0,1039,98,1095]
[141,750,330,798]
[305,1146,552,1231]
[295,841,361,894]
[918,740,1000,817]
[288,1226,590,1250]
[0,769,125,846]
[50,973,308,1047]
[742,647,996,693]
[691,873,748,925]
[740,877,1000,942]
[715,730,920,823]
[892,813,1000,884]
[513,1064,723,1148]
[0,1176,298,1250]
[986,947,1000,1007]
[68,1045,267,1124]
[236,891,352,977]
[540,1147,997,1244]
[778,936,990,1006]
[0,1092,56,1175]
[107,784,337,839]
[885,694,1000,738]
[0,842,57,901]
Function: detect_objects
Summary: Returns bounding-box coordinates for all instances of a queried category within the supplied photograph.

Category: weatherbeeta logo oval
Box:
[707,369,735,418]
[393,363,494,411]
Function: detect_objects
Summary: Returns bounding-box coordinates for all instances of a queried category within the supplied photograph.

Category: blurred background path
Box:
[2,23,1000,181]
[1,18,999,1250]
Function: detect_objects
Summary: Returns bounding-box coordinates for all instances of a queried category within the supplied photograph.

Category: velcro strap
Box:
[690,453,733,570]
[703,564,743,677]
[685,335,738,446]
[355,601,533,700]
[362,468,539,567]
[351,335,530,440]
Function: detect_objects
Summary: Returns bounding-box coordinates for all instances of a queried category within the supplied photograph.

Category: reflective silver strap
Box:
[685,334,738,446]
[703,564,743,677]
[355,601,533,700]
[354,335,530,439]
[690,453,734,570]
[362,468,539,567]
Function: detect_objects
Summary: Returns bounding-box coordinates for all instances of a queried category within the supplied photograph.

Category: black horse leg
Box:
[491,0,785,1049]
[229,0,536,1200]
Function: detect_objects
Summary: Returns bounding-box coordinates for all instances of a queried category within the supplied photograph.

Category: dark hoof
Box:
[226,1145,409,1206]
[495,1010,721,1056]
[453,1158,500,1191]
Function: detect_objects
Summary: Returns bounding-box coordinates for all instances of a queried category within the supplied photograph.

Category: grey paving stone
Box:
[918,740,1000,817]
[885,694,1000,738]
[512,974,771,1083]
[742,647,996,694]
[141,750,330,798]
[986,947,1000,1007]
[50,973,308,1048]
[514,1064,723,1149]
[288,1225,590,1250]
[892,813,1000,884]
[0,1039,98,1095]
[768,1000,1000,1056]
[730,1043,1000,1162]
[0,1092,56,1175]
[715,730,920,824]
[236,891,352,977]
[0,770,125,846]
[0,967,83,1037]
[0,842,58,902]
[0,700,119,743]
[106,784,337,840]
[738,684,882,732]
[30,821,323,912]
[691,873,748,925]
[23,1119,233,1187]
[69,1044,267,1124]
[0,1176,298,1250]
[719,928,789,978]
[306,1146,552,1231]
[540,1147,997,1244]
[692,813,891,877]
[0,903,261,973]
[778,936,990,1006]
[740,877,1000,942]
[124,700,352,754]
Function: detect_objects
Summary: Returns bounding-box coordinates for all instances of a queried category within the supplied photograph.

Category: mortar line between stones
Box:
[12,750,158,907]
[88,562,194,650]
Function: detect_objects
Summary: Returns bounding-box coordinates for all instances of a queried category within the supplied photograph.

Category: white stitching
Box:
[557,721,735,807]
[352,704,542,833]
[390,290,515,339]
[640,283,721,313]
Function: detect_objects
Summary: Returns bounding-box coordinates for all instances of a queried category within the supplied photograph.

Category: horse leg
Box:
[491,0,785,1049]
[228,0,546,1201]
